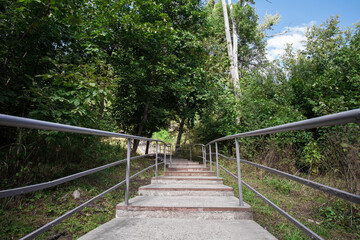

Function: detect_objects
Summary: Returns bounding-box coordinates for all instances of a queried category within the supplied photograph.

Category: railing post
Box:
[235,138,244,206]
[203,145,206,166]
[201,145,203,164]
[164,144,167,172]
[202,145,204,165]
[215,142,219,178]
[125,138,131,205]
[209,144,212,171]
[189,144,192,161]
[155,141,158,177]
[170,145,172,164]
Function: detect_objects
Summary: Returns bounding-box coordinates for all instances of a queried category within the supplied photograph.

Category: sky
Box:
[253,0,360,61]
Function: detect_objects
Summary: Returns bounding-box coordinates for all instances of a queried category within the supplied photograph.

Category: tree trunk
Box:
[175,116,186,153]
[221,0,235,81]
[229,1,241,124]
[229,2,240,98]
[223,0,242,124]
[132,100,150,155]
[145,141,150,154]
[97,96,105,122]
[228,143,233,157]
[183,131,187,145]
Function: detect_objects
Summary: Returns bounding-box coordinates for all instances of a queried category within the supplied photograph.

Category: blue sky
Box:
[253,0,360,60]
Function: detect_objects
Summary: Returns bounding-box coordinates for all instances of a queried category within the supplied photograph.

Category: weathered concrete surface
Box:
[116,196,252,220]
[139,183,234,196]
[79,217,277,240]
[167,167,209,171]
[139,183,232,191]
[164,171,215,176]
[170,163,201,166]
[151,176,223,185]
[115,208,252,220]
[117,195,247,208]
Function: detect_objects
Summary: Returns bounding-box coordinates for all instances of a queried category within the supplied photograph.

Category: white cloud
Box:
[266,21,315,61]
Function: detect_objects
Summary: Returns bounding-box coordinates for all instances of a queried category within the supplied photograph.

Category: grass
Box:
[0,144,159,239]
[217,158,360,240]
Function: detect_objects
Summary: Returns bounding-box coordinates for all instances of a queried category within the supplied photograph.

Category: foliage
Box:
[152,129,174,144]
[0,0,83,116]
[283,16,360,118]
[110,0,209,140]
[28,61,116,127]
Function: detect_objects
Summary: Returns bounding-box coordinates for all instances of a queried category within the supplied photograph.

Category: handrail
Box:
[200,109,360,239]
[0,114,169,239]
[208,108,360,144]
[213,162,323,240]
[0,154,156,198]
[0,114,165,143]
[216,153,360,204]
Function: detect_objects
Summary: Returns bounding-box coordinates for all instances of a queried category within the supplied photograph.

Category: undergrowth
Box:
[218,158,360,240]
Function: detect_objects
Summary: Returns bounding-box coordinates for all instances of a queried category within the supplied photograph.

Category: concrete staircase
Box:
[79,159,276,240]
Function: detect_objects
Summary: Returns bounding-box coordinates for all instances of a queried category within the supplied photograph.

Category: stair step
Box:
[167,167,209,172]
[139,184,233,196]
[168,164,202,168]
[171,159,198,161]
[170,162,200,165]
[151,176,223,184]
[163,171,215,176]
[116,196,252,220]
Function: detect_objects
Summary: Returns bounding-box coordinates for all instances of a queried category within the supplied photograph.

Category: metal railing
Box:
[0,114,172,239]
[203,108,360,240]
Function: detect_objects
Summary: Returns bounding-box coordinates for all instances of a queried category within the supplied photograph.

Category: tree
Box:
[110,0,208,154]
[282,16,360,118]
[207,1,279,124]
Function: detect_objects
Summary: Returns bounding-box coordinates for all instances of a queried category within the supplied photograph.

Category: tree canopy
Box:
[0,0,359,178]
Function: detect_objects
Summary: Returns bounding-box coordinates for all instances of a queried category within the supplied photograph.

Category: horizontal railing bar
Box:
[216,153,360,204]
[0,154,156,198]
[20,161,163,240]
[0,114,164,143]
[208,109,360,144]
[215,163,323,240]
